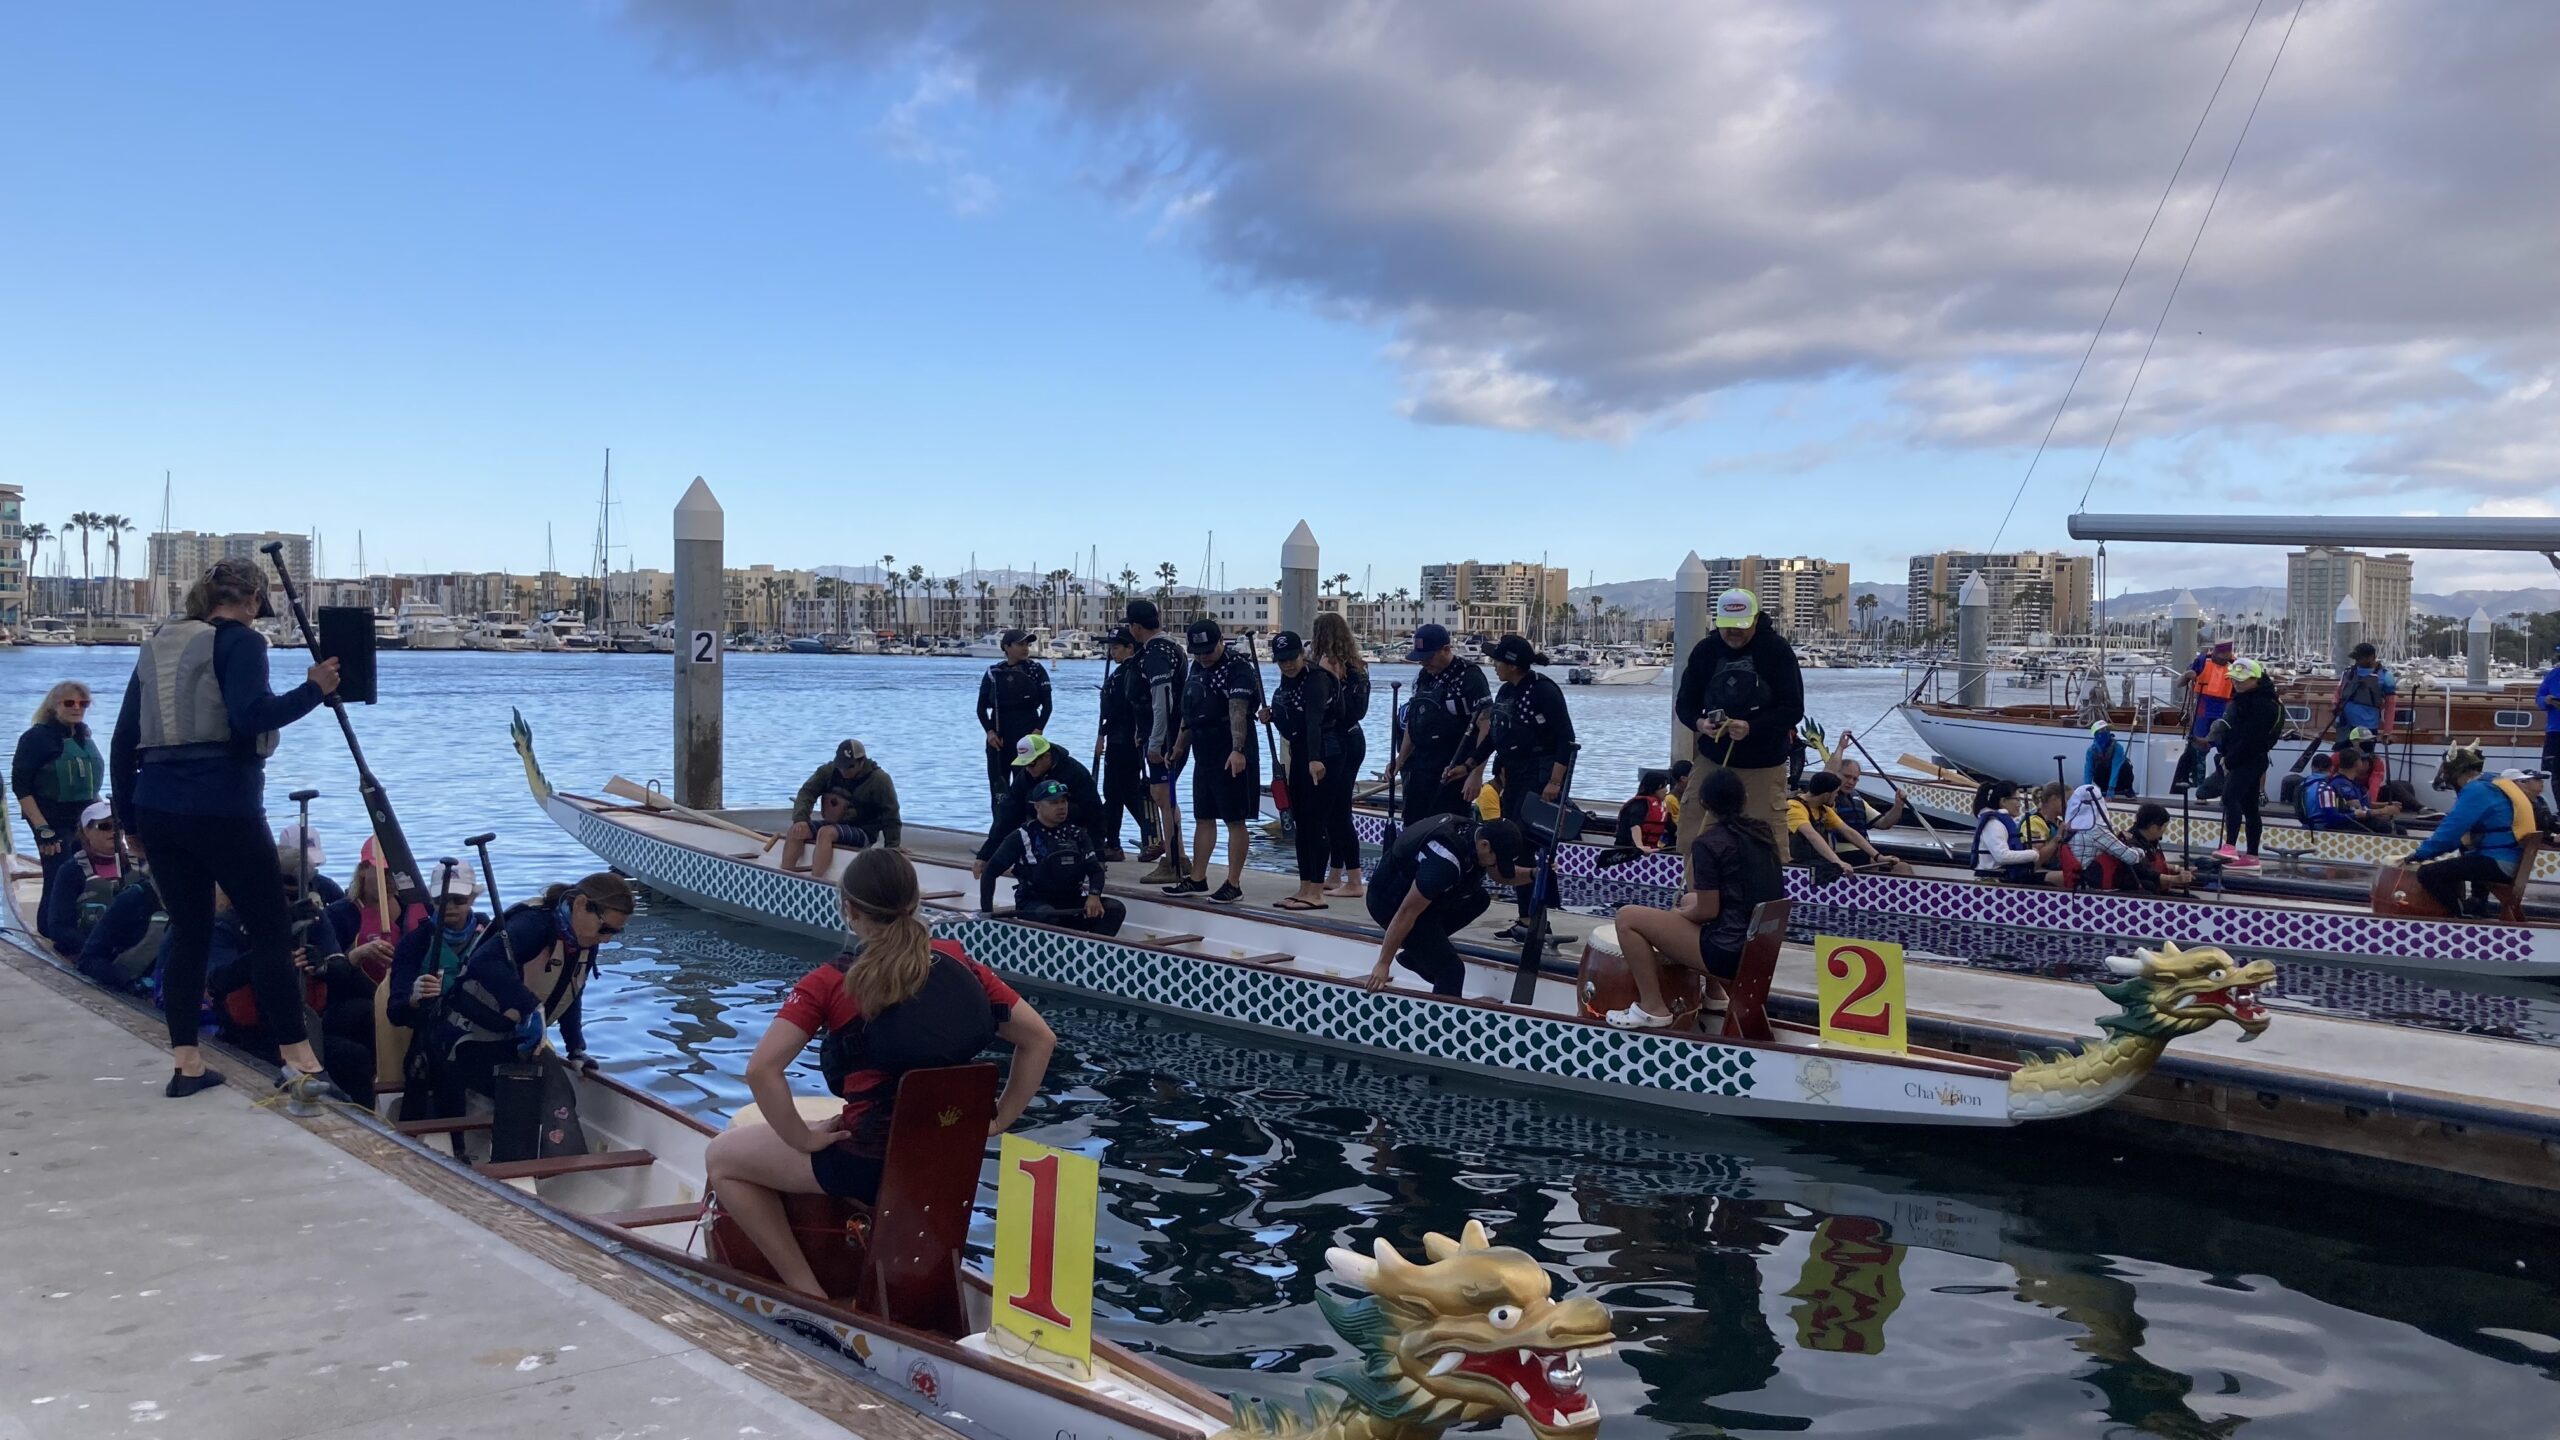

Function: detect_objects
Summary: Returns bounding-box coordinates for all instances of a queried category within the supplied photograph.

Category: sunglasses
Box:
[86,820,117,833]
[59,699,89,709]
[593,913,629,938]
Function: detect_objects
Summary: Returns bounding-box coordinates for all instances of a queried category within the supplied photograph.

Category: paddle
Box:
[1897,752,1975,785]
[1844,730,1955,862]
[1248,632,1289,817]
[602,775,776,845]
[1508,743,1581,1005]
[1382,682,1404,850]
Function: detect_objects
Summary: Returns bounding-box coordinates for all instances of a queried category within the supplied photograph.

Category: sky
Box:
[5,1,2559,599]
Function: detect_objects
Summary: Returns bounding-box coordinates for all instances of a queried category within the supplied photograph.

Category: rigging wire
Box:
[2079,0,2307,510]
[1982,0,2271,555]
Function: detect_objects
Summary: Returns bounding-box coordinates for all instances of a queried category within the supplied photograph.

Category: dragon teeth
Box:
[1517,1349,1533,1365]
[1428,1351,1462,1377]
[1509,1383,1532,1404]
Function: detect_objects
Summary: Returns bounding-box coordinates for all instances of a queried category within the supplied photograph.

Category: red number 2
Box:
[1826,945,1893,1035]
[1008,1153,1072,1326]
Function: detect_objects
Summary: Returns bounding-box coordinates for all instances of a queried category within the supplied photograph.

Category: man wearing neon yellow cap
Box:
[2208,657,2282,868]
[1671,588,1804,862]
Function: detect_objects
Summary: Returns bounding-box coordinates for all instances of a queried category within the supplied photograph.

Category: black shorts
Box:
[1103,744,1145,803]
[809,1143,886,1205]
[818,822,869,848]
[1146,752,1185,788]
[1699,932,1745,980]
[1192,750,1262,821]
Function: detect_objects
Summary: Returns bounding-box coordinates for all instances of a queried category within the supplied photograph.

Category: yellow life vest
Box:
[2492,777,2538,847]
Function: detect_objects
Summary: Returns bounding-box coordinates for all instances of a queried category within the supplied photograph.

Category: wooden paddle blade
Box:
[603,776,673,809]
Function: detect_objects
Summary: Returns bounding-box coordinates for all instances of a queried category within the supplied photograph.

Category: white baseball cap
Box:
[277,822,324,872]
[426,857,479,900]
[79,800,115,829]
[1713,588,1758,629]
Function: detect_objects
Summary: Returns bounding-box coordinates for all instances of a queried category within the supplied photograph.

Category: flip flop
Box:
[1274,897,1330,911]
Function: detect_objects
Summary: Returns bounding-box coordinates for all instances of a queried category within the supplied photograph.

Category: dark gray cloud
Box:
[625,0,2560,487]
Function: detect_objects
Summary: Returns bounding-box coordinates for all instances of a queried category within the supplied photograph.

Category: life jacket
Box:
[2091,837,2165,893]
[2305,773,2361,829]
[2492,777,2539,848]
[817,942,998,1150]
[1971,811,2036,883]
[1010,821,1095,905]
[2339,666,2384,713]
[982,659,1048,736]
[2194,657,2232,701]
[449,904,592,1050]
[133,618,278,761]
[31,724,102,804]
[1635,794,1667,848]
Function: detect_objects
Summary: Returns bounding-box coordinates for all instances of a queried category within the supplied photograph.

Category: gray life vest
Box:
[133,619,278,762]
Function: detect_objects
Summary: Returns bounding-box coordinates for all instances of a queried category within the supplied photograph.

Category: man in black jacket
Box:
[2212,658,2283,868]
[976,734,1106,867]
[1671,588,1805,867]
[976,629,1053,820]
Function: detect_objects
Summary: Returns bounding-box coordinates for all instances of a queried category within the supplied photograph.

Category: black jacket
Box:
[1673,618,1805,770]
[977,752,1106,860]
[2218,684,2284,767]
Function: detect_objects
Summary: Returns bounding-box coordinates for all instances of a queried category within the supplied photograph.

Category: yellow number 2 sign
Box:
[992,1134,1099,1377]
[1814,935,1907,1055]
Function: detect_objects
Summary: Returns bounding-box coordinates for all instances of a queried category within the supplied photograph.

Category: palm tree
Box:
[1855,591,1878,641]
[100,515,133,615]
[1153,561,1178,601]
[973,578,992,634]
[66,512,100,612]
[20,524,47,612]
[941,576,960,633]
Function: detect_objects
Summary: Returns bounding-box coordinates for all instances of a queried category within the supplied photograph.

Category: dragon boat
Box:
[513,715,2273,1129]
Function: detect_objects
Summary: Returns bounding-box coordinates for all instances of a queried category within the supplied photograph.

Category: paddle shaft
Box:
[1846,731,1955,862]
[261,543,430,912]
[1248,633,1288,813]
[466,832,503,915]
[1508,744,1580,1006]
[601,776,772,843]
[1382,682,1403,849]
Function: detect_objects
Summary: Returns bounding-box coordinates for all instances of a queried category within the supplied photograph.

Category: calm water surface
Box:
[10,647,2559,1437]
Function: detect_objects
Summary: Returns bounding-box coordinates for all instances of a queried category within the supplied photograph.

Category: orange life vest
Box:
[2195,657,2232,701]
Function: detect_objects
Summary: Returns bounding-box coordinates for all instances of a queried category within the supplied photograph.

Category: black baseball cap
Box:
[1269,629,1305,661]
[1031,778,1072,802]
[1001,628,1033,647]
[1487,633,1544,668]
[1186,618,1223,655]
[1476,818,1529,868]
[1125,599,1161,629]
[1105,625,1135,648]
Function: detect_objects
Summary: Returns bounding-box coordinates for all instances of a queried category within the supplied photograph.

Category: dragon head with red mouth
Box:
[2098,942,2276,1043]
[1247,1220,1613,1440]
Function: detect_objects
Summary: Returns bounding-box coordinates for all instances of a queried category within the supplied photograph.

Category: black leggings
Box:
[137,807,308,1052]
[986,745,1015,818]
[1326,730,1366,872]
[2221,760,2268,853]
[1104,744,1156,851]
[1288,751,1330,884]
[1366,883,1489,995]
[2417,851,2509,914]
[1017,895,1127,937]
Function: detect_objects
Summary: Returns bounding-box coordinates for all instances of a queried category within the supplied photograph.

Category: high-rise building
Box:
[2286,547,2412,660]
[1906,550,2094,644]
[148,530,313,615]
[1419,560,1570,640]
[1698,556,1850,638]
[0,485,23,626]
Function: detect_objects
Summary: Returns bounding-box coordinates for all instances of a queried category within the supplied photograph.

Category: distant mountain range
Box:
[1568,579,1909,621]
[1567,575,2560,625]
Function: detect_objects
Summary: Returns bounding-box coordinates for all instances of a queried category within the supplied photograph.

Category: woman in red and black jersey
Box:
[704,847,1055,1297]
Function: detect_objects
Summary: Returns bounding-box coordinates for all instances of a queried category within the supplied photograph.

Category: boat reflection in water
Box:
[591,903,2560,1439]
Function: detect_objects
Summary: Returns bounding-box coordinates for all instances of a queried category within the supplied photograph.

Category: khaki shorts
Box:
[1675,758,1789,881]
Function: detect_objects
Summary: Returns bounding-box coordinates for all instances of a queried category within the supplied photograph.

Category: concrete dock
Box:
[0,941,943,1440]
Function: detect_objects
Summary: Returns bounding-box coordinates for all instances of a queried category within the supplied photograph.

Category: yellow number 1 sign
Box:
[992,1134,1099,1376]
[1814,935,1908,1055]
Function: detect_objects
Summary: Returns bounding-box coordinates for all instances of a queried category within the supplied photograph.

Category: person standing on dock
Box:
[1473,634,1574,940]
[110,558,343,1104]
[1265,628,1340,911]
[1311,612,1371,900]
[1393,623,1491,825]
[977,628,1052,821]
[2538,641,2560,781]
[2334,642,2397,745]
[1096,625,1156,864]
[1672,588,1804,864]
[2173,638,2235,791]
[2211,659,2281,868]
[1164,618,1261,902]
[1127,601,1190,887]
[2084,720,2136,798]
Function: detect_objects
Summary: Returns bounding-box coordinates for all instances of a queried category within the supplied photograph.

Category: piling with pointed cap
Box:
[2468,606,2492,686]
[1956,572,1991,708]
[673,477,724,809]
[2168,590,2202,672]
[1669,552,1713,763]
[2332,592,2364,670]
[1280,520,1318,641]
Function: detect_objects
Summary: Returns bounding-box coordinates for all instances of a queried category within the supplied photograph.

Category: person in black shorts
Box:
[977,779,1126,936]
[977,629,1052,821]
[1361,815,1528,996]
[1392,624,1491,825]
[1096,626,1156,863]
[1165,619,1261,902]
[1601,767,1785,1029]
[1127,601,1192,887]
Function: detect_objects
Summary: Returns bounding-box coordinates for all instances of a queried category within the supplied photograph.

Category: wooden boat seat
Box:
[590,1201,705,1229]
[396,1115,493,1137]
[1719,900,1789,1043]
[1573,899,1786,1040]
[708,1065,998,1337]
[476,1148,655,1182]
[2374,834,2545,924]
[1147,933,1205,947]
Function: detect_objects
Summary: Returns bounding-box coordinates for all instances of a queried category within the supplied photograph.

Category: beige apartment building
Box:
[2287,546,2412,660]
[1906,550,2094,644]
[1700,555,1850,639]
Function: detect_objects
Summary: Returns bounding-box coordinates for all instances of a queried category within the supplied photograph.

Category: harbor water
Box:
[11,647,2560,1438]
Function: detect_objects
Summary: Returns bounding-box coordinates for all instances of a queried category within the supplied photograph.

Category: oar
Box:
[1248,633,1290,819]
[1897,752,1976,785]
[1848,731,1956,861]
[602,776,775,845]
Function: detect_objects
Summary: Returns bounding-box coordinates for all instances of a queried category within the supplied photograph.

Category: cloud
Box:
[624,0,2560,496]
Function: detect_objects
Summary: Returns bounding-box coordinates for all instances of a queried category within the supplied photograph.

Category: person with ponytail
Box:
[705,848,1056,1298]
[1604,766,1786,1029]
[428,871,631,1111]
[1970,780,2044,885]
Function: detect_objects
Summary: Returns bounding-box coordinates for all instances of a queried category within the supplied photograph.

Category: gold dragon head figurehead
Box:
[2096,942,2276,1044]
[1317,1221,1614,1440]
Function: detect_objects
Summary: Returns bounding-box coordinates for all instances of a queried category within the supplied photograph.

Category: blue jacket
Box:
[2411,778,2530,871]
[40,849,126,953]
[2540,666,2560,735]
[2083,733,2132,791]
[2302,774,2368,831]
[438,904,588,1054]
[2336,664,2396,734]
[75,878,162,991]
[385,914,486,1030]
[109,618,326,820]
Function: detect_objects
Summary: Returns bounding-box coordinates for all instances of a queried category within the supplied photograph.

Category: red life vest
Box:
[1637,794,1667,848]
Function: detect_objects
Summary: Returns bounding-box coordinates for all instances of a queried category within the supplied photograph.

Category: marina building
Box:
[1906,550,2094,645]
[1419,559,1570,640]
[148,529,313,615]
[1317,592,1460,642]
[2286,546,2412,660]
[1698,555,1850,639]
[0,484,22,627]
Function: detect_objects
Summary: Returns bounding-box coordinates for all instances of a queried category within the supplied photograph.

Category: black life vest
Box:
[817,943,999,1105]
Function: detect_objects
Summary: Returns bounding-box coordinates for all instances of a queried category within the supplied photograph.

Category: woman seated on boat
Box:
[1603,767,1786,1029]
[207,864,381,1105]
[1971,781,2048,885]
[2407,767,2551,917]
[386,858,485,1035]
[1611,770,1673,853]
[1787,772,1910,881]
[40,802,133,954]
[1362,816,1530,996]
[977,778,1126,936]
[2061,799,2195,893]
[325,837,429,981]
[427,872,632,1110]
[2022,783,2068,875]
[76,838,166,995]
[705,848,1056,1298]
[17,680,104,937]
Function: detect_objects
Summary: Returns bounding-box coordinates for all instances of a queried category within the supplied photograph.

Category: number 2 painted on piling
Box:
[689,629,718,665]
[1814,935,1908,1055]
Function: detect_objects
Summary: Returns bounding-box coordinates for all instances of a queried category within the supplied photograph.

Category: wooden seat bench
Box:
[476,1148,656,1182]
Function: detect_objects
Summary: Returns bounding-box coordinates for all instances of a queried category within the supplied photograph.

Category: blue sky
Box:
[6,3,2554,599]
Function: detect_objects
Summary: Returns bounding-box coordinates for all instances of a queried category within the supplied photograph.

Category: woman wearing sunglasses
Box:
[425,870,633,1113]
[16,680,104,932]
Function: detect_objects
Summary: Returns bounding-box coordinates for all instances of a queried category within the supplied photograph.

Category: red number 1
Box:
[1008,1153,1072,1326]
[1826,946,1893,1035]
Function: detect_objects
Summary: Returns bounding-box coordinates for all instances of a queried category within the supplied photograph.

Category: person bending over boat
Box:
[2408,767,2553,917]
[1163,619,1261,903]
[781,740,902,872]
[980,734,1104,864]
[40,802,131,954]
[977,778,1126,936]
[2306,750,2401,834]
[1603,767,1786,1030]
[1790,772,1909,881]
[978,629,1053,821]
[428,872,631,1110]
[1265,628,1343,911]
[110,557,342,1103]
[1362,816,1530,996]
[1474,634,1575,942]
[17,681,104,936]
[1096,625,1157,864]
[706,848,1056,1297]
